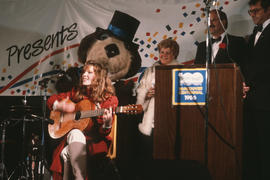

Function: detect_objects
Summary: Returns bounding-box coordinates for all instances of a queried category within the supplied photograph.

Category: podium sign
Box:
[172,68,207,105]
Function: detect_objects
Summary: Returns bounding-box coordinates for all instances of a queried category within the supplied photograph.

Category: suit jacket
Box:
[194,34,248,71]
[245,23,270,110]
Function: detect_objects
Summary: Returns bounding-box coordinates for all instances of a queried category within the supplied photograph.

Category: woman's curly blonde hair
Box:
[74,61,115,103]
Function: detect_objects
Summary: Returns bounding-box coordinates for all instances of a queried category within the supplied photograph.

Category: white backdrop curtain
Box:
[0,0,252,96]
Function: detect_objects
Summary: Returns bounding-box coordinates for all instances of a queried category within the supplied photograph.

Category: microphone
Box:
[38,70,69,87]
[28,114,54,124]
[55,70,66,77]
[45,118,54,125]
[57,70,72,81]
[203,0,217,6]
[47,70,67,78]
[55,70,66,78]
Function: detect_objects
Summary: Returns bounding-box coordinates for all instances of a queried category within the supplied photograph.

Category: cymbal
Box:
[8,105,36,112]
[8,105,41,121]
[7,117,40,122]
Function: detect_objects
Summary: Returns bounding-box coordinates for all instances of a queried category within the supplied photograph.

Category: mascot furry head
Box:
[77,10,141,81]
[55,10,141,93]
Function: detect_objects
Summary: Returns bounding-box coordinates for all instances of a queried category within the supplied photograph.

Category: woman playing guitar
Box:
[47,61,118,180]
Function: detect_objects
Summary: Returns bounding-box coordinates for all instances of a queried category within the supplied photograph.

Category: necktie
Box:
[211,36,222,43]
[253,24,263,34]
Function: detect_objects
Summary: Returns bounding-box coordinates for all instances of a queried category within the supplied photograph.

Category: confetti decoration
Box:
[195,3,201,8]
[179,22,184,28]
[166,25,172,31]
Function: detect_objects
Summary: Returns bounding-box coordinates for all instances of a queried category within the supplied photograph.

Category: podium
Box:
[153,64,243,180]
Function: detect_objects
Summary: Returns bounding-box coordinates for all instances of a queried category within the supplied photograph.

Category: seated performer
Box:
[47,61,118,180]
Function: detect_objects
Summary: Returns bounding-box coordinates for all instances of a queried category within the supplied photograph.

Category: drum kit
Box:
[0,78,54,180]
[0,97,51,180]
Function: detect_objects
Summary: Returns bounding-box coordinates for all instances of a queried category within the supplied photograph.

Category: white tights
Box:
[61,129,87,180]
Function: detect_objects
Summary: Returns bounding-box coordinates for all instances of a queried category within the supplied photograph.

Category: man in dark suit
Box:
[244,0,270,180]
[194,9,248,69]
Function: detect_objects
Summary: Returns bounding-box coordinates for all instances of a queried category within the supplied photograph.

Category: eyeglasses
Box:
[248,8,263,15]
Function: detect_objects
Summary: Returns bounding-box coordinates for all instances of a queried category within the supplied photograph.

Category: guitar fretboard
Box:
[79,107,123,119]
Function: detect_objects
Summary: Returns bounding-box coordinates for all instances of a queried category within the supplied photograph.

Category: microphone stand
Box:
[0,120,9,180]
[203,0,212,167]
[37,78,50,180]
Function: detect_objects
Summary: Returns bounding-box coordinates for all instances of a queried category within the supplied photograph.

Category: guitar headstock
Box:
[120,104,143,114]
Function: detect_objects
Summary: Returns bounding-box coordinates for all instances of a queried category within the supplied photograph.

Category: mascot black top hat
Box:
[77,10,141,80]
[107,10,140,43]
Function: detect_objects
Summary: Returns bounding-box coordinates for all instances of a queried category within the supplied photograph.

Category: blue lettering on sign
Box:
[172,68,207,105]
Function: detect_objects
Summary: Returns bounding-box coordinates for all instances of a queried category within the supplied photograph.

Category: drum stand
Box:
[0,120,9,180]
[8,98,32,180]
[35,78,51,180]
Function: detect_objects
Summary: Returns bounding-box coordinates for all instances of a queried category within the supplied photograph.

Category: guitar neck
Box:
[78,107,123,119]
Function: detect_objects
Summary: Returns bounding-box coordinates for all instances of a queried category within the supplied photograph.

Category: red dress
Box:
[47,89,118,179]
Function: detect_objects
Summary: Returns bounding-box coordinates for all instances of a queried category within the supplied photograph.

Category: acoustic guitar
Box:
[48,99,143,139]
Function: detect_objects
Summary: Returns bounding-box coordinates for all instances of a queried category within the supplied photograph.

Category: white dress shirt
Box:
[254,18,270,45]
[211,33,225,63]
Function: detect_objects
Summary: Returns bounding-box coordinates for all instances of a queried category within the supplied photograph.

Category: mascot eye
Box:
[105,44,120,58]
[99,33,109,40]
